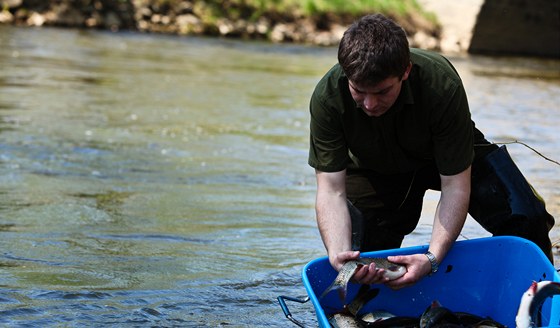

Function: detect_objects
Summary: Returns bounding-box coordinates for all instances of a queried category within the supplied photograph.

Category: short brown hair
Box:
[338,14,410,86]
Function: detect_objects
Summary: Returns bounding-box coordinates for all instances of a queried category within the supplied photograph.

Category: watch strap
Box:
[425,251,439,274]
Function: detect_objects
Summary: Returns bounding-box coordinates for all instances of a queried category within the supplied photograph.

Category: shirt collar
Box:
[390,79,415,113]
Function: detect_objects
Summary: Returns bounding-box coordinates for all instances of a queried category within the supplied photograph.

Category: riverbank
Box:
[0,0,441,48]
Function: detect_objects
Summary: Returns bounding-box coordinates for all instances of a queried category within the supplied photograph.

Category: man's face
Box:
[348,63,411,117]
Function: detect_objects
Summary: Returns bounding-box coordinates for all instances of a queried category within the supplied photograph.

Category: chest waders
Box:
[469,145,555,262]
[348,199,365,251]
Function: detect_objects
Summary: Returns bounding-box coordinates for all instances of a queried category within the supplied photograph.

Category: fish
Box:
[331,296,508,328]
[418,301,507,328]
[360,310,396,323]
[329,313,362,328]
[329,285,379,328]
[320,258,407,302]
[330,308,419,328]
[360,315,420,327]
[419,301,459,328]
[516,280,560,328]
[454,312,506,328]
[328,285,381,328]
[346,285,380,316]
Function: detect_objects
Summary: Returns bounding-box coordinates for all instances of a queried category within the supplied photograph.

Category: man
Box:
[308,14,554,290]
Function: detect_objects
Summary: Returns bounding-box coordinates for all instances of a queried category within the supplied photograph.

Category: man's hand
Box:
[330,250,394,285]
[384,254,432,289]
[329,250,360,271]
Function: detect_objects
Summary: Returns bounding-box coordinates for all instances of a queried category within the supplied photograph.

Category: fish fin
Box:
[320,279,346,301]
[319,281,337,300]
[431,300,442,308]
[346,285,380,316]
[337,285,347,303]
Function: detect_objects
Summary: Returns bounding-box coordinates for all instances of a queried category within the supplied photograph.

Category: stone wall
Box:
[469,0,560,58]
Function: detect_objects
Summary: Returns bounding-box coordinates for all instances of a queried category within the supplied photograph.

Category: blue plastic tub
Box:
[302,236,560,328]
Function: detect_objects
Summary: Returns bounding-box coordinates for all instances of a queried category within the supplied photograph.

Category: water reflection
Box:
[0,25,559,326]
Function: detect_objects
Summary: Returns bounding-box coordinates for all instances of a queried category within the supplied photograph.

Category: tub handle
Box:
[277,295,310,327]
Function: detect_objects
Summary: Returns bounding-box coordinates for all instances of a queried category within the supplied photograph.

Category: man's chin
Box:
[362,108,387,117]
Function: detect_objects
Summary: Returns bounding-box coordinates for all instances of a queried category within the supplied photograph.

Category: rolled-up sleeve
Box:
[431,81,474,176]
[308,91,349,173]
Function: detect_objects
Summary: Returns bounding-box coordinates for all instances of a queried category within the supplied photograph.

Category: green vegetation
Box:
[143,0,440,44]
[155,0,436,24]
[0,0,440,45]
[267,0,427,17]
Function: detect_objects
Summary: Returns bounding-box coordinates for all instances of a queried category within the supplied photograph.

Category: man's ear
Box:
[402,62,412,81]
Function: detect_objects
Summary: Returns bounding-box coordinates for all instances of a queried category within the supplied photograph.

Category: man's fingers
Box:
[337,251,360,262]
[353,264,388,284]
[332,251,361,271]
[352,265,369,281]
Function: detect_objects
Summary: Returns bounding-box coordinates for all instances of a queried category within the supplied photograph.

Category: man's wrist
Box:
[424,251,439,275]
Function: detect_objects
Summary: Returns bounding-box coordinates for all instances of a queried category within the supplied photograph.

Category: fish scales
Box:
[329,313,362,328]
[320,257,406,301]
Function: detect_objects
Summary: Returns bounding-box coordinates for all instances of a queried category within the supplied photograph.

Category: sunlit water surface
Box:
[0,26,559,327]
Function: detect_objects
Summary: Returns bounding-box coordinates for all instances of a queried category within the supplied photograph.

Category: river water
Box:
[0,26,559,327]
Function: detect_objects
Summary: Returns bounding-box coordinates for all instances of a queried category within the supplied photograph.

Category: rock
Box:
[176,14,202,34]
[135,6,152,20]
[255,18,269,35]
[0,10,14,23]
[104,11,122,30]
[52,3,86,26]
[270,23,288,42]
[312,31,338,46]
[1,0,22,9]
[26,12,46,26]
[412,31,439,51]
[137,19,148,31]
[216,18,234,35]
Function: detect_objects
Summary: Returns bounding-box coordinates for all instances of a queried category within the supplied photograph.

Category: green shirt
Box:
[308,48,478,176]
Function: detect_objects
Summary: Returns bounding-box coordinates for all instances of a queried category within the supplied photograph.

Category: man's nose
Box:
[363,94,378,109]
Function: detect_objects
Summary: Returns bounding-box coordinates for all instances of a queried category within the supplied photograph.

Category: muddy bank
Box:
[0,0,441,48]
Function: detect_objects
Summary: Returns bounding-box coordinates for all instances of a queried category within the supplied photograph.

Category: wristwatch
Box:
[425,251,439,274]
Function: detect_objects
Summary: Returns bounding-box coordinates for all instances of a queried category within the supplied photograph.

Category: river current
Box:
[0,26,559,327]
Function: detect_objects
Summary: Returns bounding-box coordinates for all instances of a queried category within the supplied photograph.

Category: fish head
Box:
[420,301,458,328]
[515,280,560,328]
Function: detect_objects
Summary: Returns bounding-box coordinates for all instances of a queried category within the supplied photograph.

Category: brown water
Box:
[0,25,559,327]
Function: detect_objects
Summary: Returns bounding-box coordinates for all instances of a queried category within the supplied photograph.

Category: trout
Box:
[516,280,560,328]
[347,285,380,316]
[320,258,406,302]
[329,313,362,328]
[328,285,380,328]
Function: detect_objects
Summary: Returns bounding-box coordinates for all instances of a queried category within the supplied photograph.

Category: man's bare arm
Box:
[315,169,352,269]
[387,166,471,289]
[428,165,471,267]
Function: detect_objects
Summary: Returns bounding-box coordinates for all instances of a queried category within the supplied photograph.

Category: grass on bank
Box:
[263,0,428,17]
[154,0,437,24]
